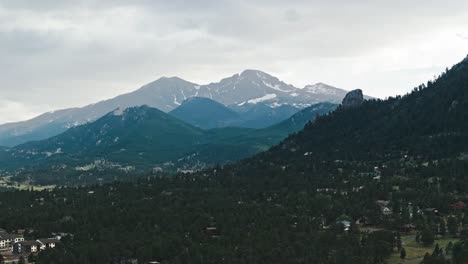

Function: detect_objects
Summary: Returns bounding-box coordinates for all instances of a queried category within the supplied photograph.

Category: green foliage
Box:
[0,177,396,264]
[421,228,435,246]
[448,216,458,236]
[400,247,406,259]
[439,219,446,236]
[0,103,336,185]
[452,240,468,264]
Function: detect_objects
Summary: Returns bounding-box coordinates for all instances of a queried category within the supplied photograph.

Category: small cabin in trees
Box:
[450,201,465,210]
[400,224,416,234]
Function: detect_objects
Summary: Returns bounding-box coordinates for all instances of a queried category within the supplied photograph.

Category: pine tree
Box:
[421,228,435,246]
[440,219,446,236]
[446,241,454,255]
[448,216,458,236]
[400,247,406,259]
[416,232,421,244]
[433,243,441,256]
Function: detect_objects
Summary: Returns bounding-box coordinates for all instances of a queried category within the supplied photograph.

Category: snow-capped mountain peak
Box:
[304,83,340,95]
[0,70,353,146]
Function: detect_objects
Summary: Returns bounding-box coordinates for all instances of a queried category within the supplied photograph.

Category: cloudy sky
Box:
[1,0,467,124]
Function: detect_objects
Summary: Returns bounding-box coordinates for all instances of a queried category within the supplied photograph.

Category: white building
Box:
[0,231,24,250]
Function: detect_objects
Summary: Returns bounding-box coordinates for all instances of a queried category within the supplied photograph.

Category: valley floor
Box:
[388,234,459,264]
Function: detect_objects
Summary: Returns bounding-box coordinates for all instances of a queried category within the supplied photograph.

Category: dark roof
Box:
[37,238,60,244]
[17,240,41,246]
[0,231,23,240]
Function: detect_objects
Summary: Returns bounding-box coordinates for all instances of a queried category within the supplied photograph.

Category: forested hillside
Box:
[234,55,468,176]
[0,103,336,185]
[1,57,468,264]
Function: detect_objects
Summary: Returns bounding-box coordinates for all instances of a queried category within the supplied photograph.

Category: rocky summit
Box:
[341,89,364,108]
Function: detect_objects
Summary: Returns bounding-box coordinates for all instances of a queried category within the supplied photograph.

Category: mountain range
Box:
[0,101,337,182]
[0,70,357,147]
[2,56,468,264]
[2,52,466,187]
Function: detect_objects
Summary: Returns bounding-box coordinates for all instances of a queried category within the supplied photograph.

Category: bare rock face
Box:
[342,89,364,108]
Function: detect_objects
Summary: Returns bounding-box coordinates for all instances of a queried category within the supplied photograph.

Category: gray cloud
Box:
[0,0,468,124]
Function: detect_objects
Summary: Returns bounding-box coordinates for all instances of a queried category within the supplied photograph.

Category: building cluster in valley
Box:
[0,229,60,263]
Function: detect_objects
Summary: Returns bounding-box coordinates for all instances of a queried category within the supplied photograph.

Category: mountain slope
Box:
[229,103,300,128]
[169,97,240,129]
[4,106,206,169]
[0,99,337,183]
[0,70,352,146]
[228,56,468,180]
[268,102,338,133]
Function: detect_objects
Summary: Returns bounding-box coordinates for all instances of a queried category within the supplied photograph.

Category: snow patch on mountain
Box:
[304,83,338,95]
[173,95,181,106]
[247,94,277,104]
[262,80,292,92]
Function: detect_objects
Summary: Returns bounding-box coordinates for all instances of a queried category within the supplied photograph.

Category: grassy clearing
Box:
[0,176,55,191]
[388,234,458,264]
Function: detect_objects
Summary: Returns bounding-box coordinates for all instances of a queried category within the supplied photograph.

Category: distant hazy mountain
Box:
[169,97,240,129]
[0,70,352,146]
[229,103,300,128]
[0,102,337,181]
[169,97,302,129]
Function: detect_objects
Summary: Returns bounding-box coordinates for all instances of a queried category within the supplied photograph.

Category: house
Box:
[376,200,390,207]
[424,208,441,216]
[12,238,60,256]
[0,231,24,250]
[408,202,414,219]
[339,220,351,231]
[382,207,393,216]
[37,238,60,250]
[450,201,466,210]
[355,217,369,226]
[375,200,393,216]
[13,240,41,254]
[400,224,416,233]
[205,227,219,237]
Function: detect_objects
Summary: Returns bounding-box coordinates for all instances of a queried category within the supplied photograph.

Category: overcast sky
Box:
[1,0,467,124]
